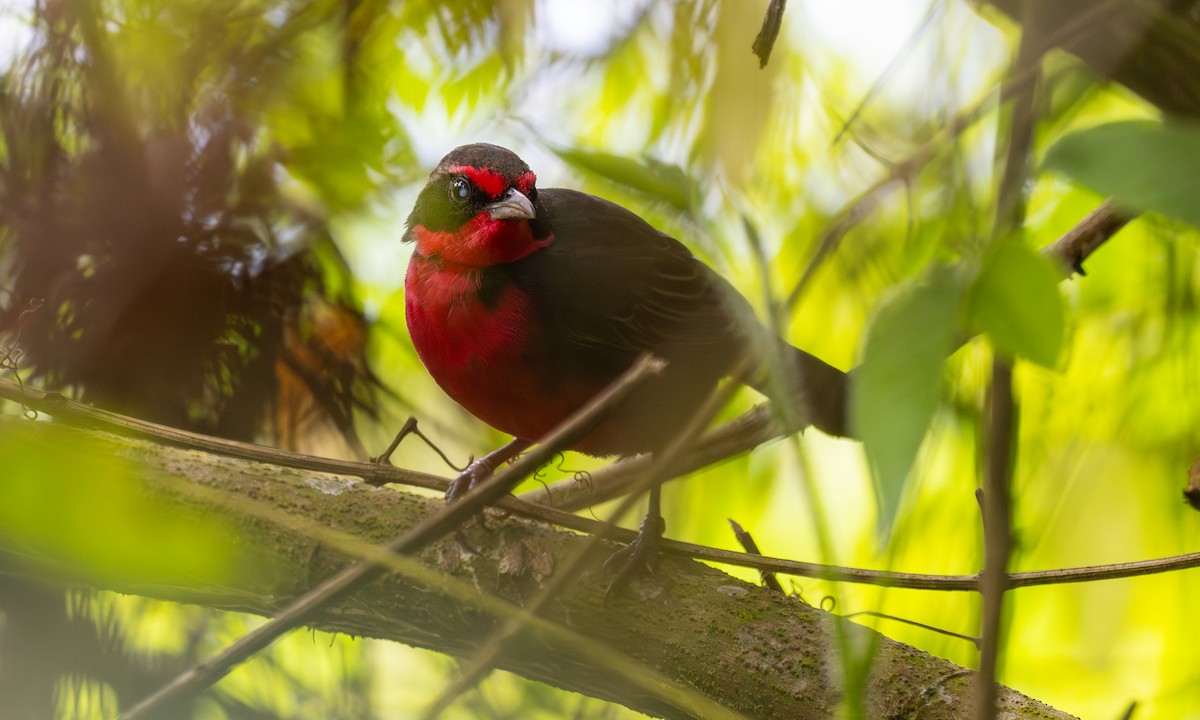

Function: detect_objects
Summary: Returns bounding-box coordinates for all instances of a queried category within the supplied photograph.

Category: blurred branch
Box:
[782,65,1022,311]
[0,416,1074,720]
[751,0,787,68]
[1042,199,1134,276]
[0,379,445,490]
[982,0,1200,119]
[976,13,1043,717]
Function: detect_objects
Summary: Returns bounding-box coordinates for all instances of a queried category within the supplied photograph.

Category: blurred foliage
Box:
[3,0,1200,718]
[0,0,386,452]
[0,423,243,585]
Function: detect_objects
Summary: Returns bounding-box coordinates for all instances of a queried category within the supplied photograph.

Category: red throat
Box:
[411,212,550,267]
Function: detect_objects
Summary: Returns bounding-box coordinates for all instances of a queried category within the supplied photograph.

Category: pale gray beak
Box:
[485,187,535,220]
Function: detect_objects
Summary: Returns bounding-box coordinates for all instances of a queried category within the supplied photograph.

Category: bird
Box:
[403,142,851,573]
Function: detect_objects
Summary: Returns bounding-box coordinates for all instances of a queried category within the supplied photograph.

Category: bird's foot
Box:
[445,438,532,502]
[445,456,500,502]
[603,512,666,601]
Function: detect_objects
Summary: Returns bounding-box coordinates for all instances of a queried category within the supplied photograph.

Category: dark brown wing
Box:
[510,188,759,366]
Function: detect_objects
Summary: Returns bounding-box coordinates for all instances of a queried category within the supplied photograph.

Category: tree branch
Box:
[0,416,1074,719]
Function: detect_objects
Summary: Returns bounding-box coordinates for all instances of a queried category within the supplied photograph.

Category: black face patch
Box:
[406,174,482,233]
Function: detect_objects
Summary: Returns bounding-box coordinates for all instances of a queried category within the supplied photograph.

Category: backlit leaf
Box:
[966,237,1064,367]
[852,267,961,541]
[1043,119,1200,228]
[553,147,698,212]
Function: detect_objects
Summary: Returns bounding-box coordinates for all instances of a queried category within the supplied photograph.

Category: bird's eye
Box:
[449,177,471,203]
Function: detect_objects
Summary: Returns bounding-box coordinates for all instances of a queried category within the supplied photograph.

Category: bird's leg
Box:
[604,484,666,599]
[446,438,532,502]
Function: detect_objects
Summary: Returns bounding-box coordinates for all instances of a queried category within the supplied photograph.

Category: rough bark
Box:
[0,416,1075,719]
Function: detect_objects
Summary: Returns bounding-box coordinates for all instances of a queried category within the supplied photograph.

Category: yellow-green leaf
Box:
[966,238,1065,367]
[1043,119,1200,228]
[852,267,961,541]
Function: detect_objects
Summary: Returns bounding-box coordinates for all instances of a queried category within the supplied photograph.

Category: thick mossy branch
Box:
[0,417,1074,719]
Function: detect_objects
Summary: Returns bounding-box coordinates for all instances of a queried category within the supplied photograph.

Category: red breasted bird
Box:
[404,143,850,567]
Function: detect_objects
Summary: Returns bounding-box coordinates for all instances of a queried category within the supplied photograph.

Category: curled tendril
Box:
[548,454,594,492]
[2,299,46,416]
[820,596,837,613]
[532,452,565,484]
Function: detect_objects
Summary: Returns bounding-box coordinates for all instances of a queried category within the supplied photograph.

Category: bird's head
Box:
[405,143,549,267]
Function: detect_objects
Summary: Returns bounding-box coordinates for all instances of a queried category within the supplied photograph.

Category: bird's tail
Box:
[748,338,851,439]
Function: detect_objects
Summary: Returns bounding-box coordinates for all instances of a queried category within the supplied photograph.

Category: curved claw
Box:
[604,512,667,601]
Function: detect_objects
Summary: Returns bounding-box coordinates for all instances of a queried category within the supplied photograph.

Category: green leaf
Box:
[967,238,1065,367]
[1043,119,1200,228]
[852,268,962,541]
[552,147,697,212]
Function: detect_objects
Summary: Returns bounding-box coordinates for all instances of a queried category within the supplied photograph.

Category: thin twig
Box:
[841,610,980,649]
[832,0,943,146]
[372,415,467,471]
[729,519,784,593]
[0,380,449,490]
[118,355,664,720]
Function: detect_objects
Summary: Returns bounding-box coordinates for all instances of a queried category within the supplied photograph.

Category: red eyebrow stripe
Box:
[515,171,537,194]
[446,165,507,197]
